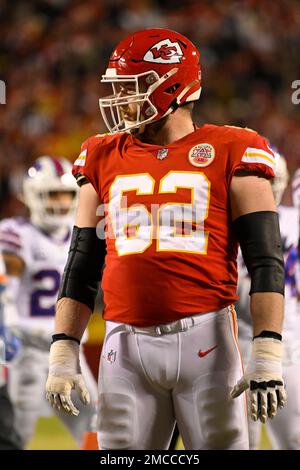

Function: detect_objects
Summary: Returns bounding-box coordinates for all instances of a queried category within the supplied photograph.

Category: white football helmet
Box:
[272,152,289,205]
[23,156,78,232]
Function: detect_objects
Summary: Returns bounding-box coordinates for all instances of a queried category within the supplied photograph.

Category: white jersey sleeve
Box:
[0,217,31,266]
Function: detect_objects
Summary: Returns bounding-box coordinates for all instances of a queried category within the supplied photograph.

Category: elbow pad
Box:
[58,226,106,311]
[233,211,284,295]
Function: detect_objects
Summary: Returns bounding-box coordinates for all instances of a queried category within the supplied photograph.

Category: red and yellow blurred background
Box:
[1,0,299,449]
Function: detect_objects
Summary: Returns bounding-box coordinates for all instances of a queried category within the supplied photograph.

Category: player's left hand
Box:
[230,336,287,423]
[45,340,90,416]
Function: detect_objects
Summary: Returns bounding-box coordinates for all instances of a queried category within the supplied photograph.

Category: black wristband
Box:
[51,333,80,345]
[253,330,282,341]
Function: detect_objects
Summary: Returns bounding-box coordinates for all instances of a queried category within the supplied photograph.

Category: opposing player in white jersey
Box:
[0,252,22,449]
[291,168,300,209]
[0,156,98,448]
[291,169,300,342]
[237,154,300,449]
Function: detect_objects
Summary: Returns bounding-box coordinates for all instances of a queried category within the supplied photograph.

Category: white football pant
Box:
[97,307,249,450]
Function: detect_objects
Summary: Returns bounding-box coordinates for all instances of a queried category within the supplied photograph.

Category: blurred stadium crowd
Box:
[1,0,300,218]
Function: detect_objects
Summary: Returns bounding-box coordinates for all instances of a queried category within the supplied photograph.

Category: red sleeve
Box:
[72,134,103,198]
[229,130,276,182]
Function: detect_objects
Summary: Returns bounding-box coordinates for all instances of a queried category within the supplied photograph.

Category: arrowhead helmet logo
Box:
[143,39,183,64]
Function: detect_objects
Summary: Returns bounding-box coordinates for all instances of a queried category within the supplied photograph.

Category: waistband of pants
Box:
[106,307,229,338]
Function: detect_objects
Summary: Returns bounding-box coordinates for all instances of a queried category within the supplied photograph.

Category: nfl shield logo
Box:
[107,349,117,364]
[157,149,168,160]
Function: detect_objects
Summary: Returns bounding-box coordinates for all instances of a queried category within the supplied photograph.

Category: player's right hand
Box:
[45,340,90,416]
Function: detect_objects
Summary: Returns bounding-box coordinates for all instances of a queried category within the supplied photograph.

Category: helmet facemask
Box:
[23,158,78,233]
[24,184,78,233]
[40,189,77,229]
[99,69,181,133]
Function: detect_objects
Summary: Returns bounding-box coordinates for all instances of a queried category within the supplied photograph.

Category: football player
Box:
[46,29,286,450]
[0,156,98,448]
[291,168,300,341]
[291,168,300,209]
[237,154,300,449]
[0,252,22,449]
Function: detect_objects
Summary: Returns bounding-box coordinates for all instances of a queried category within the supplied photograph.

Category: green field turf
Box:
[27,417,78,450]
[27,417,272,450]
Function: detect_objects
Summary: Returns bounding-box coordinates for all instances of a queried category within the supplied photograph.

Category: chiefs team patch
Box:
[188,143,215,167]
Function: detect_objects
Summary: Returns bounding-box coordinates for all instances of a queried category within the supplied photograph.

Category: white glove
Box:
[45,339,90,416]
[230,336,287,423]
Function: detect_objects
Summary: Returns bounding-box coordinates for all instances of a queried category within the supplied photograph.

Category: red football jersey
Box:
[73,124,275,326]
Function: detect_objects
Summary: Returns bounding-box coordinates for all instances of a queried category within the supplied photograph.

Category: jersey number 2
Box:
[30,269,61,316]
